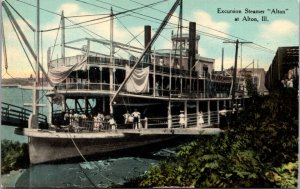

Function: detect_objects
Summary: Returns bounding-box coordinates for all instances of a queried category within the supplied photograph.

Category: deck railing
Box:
[1,102,48,128]
[51,110,223,133]
[54,82,230,99]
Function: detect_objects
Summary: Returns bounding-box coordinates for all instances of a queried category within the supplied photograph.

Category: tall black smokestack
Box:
[188,22,196,70]
[144,25,151,50]
[144,25,151,63]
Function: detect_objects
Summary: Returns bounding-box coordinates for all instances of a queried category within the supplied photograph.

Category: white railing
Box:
[52,110,222,133]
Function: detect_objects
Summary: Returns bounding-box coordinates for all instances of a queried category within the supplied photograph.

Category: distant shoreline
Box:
[1,85,52,90]
[1,78,51,90]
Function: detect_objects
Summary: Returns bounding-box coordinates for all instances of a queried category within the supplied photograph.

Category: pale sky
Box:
[1,0,298,78]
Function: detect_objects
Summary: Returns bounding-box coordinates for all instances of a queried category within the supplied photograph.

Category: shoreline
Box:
[1,85,53,90]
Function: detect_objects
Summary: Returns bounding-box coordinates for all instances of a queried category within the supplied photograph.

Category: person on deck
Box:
[123,110,131,124]
[69,110,74,126]
[93,114,100,131]
[73,111,80,132]
[179,110,185,128]
[109,115,117,130]
[231,105,237,126]
[155,82,160,96]
[219,106,227,129]
[198,111,204,127]
[132,109,141,129]
[64,110,70,125]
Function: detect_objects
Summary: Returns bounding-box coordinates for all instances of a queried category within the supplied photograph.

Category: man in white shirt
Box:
[132,109,141,129]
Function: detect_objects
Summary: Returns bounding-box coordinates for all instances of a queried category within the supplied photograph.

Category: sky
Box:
[1,0,298,79]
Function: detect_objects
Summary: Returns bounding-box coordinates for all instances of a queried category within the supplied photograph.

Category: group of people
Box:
[93,112,116,131]
[177,104,242,129]
[123,109,141,129]
[63,110,88,131]
[178,111,204,128]
[61,110,116,132]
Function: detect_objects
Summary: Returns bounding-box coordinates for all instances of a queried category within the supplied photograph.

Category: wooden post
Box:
[217,100,220,124]
[100,67,102,90]
[62,95,66,112]
[145,117,148,129]
[168,101,172,129]
[184,100,187,128]
[84,96,88,114]
[207,100,211,125]
[153,48,156,96]
[48,97,52,124]
[196,100,199,127]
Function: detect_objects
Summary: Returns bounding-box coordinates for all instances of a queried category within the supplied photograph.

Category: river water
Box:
[1,87,181,187]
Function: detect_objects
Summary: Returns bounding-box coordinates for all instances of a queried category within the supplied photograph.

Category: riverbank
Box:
[126,89,298,188]
[1,140,30,175]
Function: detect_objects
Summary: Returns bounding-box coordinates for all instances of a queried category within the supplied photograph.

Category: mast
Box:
[28,0,40,128]
[61,11,65,63]
[109,7,114,114]
[221,48,224,75]
[36,0,40,83]
[32,0,40,116]
[179,0,183,68]
[231,40,239,106]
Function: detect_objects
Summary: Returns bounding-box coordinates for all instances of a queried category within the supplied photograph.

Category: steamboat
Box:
[4,0,250,164]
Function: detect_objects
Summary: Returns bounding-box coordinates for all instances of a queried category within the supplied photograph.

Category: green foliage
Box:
[1,139,29,174]
[265,161,298,188]
[137,89,298,188]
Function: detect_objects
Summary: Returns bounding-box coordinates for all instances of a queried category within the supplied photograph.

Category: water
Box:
[1,87,179,188]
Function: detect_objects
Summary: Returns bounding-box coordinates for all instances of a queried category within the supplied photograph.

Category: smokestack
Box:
[144,25,151,63]
[188,22,196,70]
[144,25,151,50]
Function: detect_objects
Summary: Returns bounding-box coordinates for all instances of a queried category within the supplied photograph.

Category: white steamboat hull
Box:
[28,135,175,164]
[16,127,221,164]
[15,128,177,164]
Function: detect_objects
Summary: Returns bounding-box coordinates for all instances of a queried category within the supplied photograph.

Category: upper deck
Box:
[47,52,242,100]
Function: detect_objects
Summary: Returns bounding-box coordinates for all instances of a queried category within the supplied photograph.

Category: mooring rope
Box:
[67,130,114,187]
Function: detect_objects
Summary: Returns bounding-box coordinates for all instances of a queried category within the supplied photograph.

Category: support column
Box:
[84,96,88,114]
[48,97,53,124]
[161,76,164,96]
[153,49,156,96]
[168,101,172,129]
[87,65,90,89]
[100,67,102,90]
[184,100,187,128]
[196,100,199,127]
[180,77,183,95]
[217,100,220,124]
[103,97,106,113]
[75,98,78,112]
[207,100,211,125]
[61,95,66,112]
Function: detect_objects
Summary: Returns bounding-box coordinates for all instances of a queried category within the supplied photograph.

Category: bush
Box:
[1,139,29,174]
[137,89,298,188]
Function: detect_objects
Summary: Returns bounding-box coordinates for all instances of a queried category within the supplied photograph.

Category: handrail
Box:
[1,102,47,127]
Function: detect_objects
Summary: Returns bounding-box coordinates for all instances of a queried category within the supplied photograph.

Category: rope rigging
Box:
[11,0,275,54]
[2,21,25,104]
[115,16,144,48]
[50,19,61,61]
[4,6,36,74]
[6,0,35,32]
